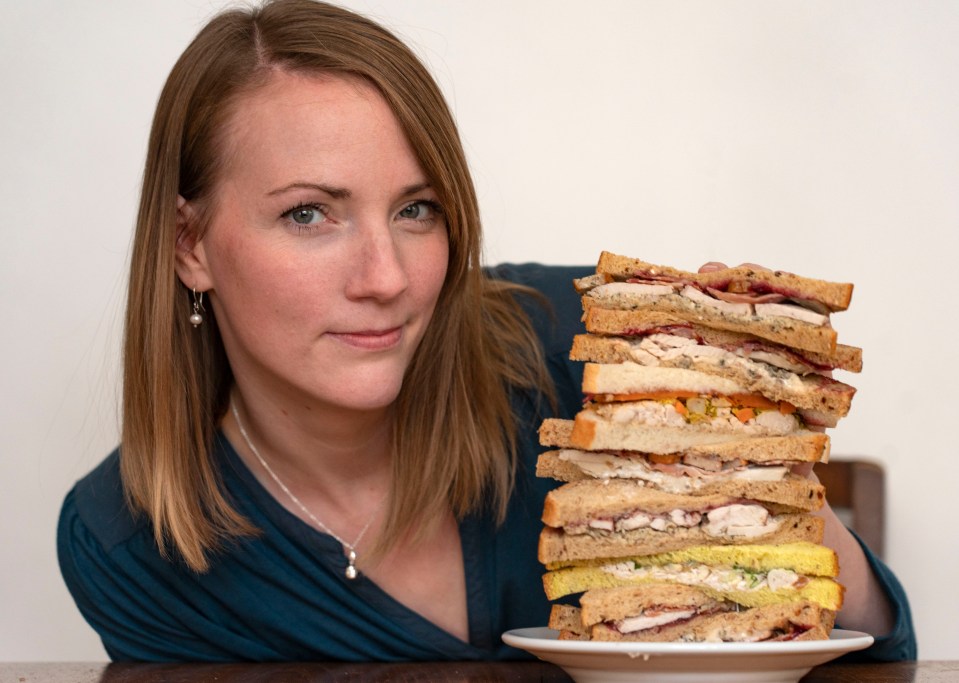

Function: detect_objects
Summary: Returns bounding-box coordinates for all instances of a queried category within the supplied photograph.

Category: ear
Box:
[174,195,215,292]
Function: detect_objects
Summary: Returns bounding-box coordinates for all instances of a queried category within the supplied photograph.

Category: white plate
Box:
[502,627,873,683]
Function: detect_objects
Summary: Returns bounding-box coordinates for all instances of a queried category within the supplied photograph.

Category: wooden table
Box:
[4,661,958,682]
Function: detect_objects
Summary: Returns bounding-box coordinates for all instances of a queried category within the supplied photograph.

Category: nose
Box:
[344,223,409,302]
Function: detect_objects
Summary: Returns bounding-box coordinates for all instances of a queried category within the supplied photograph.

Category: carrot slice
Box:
[733,408,756,423]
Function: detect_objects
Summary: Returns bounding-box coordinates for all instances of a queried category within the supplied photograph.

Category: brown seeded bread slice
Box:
[538,515,825,565]
[535,455,825,510]
[548,604,588,639]
[587,598,835,642]
[542,480,819,526]
[538,418,830,463]
[595,252,853,312]
[574,335,858,417]
[582,289,839,355]
[580,310,863,372]
[579,583,730,627]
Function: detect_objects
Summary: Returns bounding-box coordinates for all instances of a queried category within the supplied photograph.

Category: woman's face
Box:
[177,71,449,414]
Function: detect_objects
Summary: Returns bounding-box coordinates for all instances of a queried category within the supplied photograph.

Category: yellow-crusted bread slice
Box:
[542,543,843,611]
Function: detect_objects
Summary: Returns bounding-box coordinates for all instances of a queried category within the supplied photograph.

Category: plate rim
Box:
[502,626,874,657]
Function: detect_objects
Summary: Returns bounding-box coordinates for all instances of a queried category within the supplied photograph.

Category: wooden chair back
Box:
[814,458,885,558]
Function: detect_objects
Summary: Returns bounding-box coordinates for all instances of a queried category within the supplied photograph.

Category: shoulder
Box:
[486,262,593,357]
[59,449,145,554]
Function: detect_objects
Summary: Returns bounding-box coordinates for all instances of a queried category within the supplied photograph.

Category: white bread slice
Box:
[574,336,857,418]
[594,252,853,312]
[580,309,863,372]
[582,286,839,355]
[538,514,825,566]
[537,418,830,463]
[570,404,809,455]
[582,363,750,398]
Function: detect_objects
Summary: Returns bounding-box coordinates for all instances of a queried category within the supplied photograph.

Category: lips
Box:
[327,326,403,350]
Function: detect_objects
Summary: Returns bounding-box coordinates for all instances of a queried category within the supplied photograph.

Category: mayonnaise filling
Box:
[588,282,829,327]
[600,561,803,594]
[556,449,789,494]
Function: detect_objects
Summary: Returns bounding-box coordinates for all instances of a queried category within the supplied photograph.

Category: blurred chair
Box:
[814,458,885,558]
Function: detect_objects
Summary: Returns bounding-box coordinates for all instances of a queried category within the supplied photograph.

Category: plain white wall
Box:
[2,0,957,661]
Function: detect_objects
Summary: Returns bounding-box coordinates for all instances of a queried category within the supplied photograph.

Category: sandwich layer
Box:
[536,452,826,509]
[583,285,839,355]
[594,252,853,312]
[538,514,825,565]
[574,335,856,418]
[570,403,810,454]
[579,311,863,372]
[578,594,835,642]
[538,418,830,463]
[542,555,843,611]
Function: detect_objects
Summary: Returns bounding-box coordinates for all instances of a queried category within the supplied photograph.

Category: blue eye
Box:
[397,201,441,221]
[283,204,327,225]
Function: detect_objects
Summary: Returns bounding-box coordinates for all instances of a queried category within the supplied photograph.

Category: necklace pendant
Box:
[345,549,358,580]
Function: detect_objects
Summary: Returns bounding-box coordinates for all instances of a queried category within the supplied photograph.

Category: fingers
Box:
[697,261,771,273]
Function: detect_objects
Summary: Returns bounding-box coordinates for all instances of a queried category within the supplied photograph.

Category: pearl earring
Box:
[190,288,205,327]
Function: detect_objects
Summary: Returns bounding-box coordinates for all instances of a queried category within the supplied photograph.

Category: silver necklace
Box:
[230,401,383,580]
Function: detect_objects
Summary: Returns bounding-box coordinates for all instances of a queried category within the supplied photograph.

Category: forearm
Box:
[819,501,894,636]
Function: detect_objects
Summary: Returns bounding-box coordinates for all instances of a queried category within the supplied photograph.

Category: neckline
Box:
[214,430,492,655]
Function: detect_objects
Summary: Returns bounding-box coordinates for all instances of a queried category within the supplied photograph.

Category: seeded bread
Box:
[595,252,853,312]
[586,597,835,642]
[535,454,826,509]
[582,288,840,355]
[542,480,820,527]
[538,514,825,565]
[579,310,863,372]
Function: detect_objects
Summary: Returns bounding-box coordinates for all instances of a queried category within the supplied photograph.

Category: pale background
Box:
[2,0,957,661]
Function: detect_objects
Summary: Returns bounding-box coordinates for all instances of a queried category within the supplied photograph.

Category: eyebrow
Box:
[266,181,434,200]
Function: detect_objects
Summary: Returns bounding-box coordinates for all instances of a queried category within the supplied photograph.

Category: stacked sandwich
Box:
[537,252,861,643]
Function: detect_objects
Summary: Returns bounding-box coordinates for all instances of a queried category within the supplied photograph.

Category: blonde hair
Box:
[122,0,551,572]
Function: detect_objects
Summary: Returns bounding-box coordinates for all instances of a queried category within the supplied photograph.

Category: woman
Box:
[58,0,915,661]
